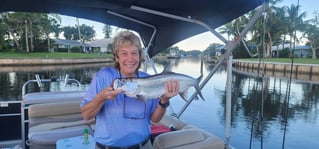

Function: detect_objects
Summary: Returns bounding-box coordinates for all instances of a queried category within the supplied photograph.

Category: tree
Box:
[302,12,319,59]
[284,4,306,57]
[62,24,95,42]
[103,24,112,38]
[78,24,95,42]
[1,12,56,52]
[250,0,287,58]
[40,16,61,52]
[0,13,9,51]
[219,22,235,41]
[62,26,76,40]
[203,43,223,57]
[3,12,25,51]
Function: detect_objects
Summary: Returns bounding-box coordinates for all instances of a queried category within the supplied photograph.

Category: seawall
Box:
[233,60,319,83]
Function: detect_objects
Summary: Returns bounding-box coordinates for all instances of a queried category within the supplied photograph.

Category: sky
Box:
[60,0,318,51]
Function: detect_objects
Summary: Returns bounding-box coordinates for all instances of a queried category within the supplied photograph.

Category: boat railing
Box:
[21,74,82,96]
[20,74,83,149]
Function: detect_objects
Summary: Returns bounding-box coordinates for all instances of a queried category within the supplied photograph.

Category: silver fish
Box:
[112,72,205,102]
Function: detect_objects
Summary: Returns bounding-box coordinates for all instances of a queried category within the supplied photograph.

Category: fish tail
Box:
[197,74,203,83]
[196,57,204,82]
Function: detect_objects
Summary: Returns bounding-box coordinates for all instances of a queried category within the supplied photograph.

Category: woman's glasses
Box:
[123,95,146,119]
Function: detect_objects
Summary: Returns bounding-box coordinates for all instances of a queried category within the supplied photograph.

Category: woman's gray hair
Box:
[112,31,143,70]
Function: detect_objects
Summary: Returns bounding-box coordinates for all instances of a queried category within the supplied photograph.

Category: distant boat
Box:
[207,58,217,63]
[167,50,181,59]
[167,55,181,59]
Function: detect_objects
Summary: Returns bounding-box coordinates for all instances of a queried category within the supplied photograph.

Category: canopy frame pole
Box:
[131,5,228,44]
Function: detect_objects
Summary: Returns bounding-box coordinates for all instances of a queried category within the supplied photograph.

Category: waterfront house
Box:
[52,38,90,53]
[272,44,311,58]
[88,38,113,53]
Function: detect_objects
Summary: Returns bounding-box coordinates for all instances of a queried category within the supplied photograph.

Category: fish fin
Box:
[162,64,171,73]
[196,75,203,84]
[196,58,204,82]
[136,95,147,102]
[179,91,188,102]
[162,59,176,73]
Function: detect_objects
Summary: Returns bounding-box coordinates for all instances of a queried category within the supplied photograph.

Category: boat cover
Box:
[0,0,267,57]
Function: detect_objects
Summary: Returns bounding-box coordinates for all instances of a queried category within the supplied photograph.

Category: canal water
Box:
[0,58,318,149]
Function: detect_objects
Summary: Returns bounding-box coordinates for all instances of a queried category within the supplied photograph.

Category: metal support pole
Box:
[225,54,233,149]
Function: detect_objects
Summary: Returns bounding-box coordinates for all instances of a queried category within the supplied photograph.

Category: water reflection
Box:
[219,68,319,148]
[0,58,318,148]
[0,63,113,101]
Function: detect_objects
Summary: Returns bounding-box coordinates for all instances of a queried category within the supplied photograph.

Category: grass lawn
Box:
[237,58,319,65]
[0,52,318,65]
[0,52,113,58]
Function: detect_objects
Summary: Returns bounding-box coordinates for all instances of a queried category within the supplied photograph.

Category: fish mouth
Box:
[113,79,123,90]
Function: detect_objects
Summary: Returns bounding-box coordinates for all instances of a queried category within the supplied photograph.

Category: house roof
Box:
[88,38,113,48]
[52,38,89,47]
[272,44,310,51]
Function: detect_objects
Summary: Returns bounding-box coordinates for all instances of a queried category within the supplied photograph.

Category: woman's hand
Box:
[160,79,180,103]
[81,86,122,120]
[100,86,123,101]
[151,79,180,123]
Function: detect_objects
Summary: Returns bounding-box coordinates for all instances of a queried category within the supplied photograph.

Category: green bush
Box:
[278,49,289,58]
[57,48,68,52]
[70,47,81,53]
[9,48,16,52]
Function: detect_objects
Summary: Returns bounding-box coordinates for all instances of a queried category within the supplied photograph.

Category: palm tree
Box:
[250,0,285,58]
[284,4,306,57]
[40,16,61,52]
[103,24,112,38]
[302,22,319,59]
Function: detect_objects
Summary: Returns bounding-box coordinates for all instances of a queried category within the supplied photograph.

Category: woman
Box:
[81,31,179,149]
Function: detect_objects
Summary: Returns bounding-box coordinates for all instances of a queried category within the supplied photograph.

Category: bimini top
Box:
[0,0,267,57]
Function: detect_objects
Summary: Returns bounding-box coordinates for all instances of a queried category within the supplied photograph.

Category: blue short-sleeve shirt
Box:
[80,67,159,147]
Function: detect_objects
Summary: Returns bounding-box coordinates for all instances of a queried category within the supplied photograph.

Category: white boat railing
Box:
[21,74,81,96]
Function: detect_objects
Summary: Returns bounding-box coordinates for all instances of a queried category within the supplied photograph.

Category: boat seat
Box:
[23,91,86,105]
[152,114,188,130]
[152,114,224,149]
[153,129,224,149]
[27,124,93,149]
[26,99,95,149]
[28,100,85,127]
[29,119,95,132]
